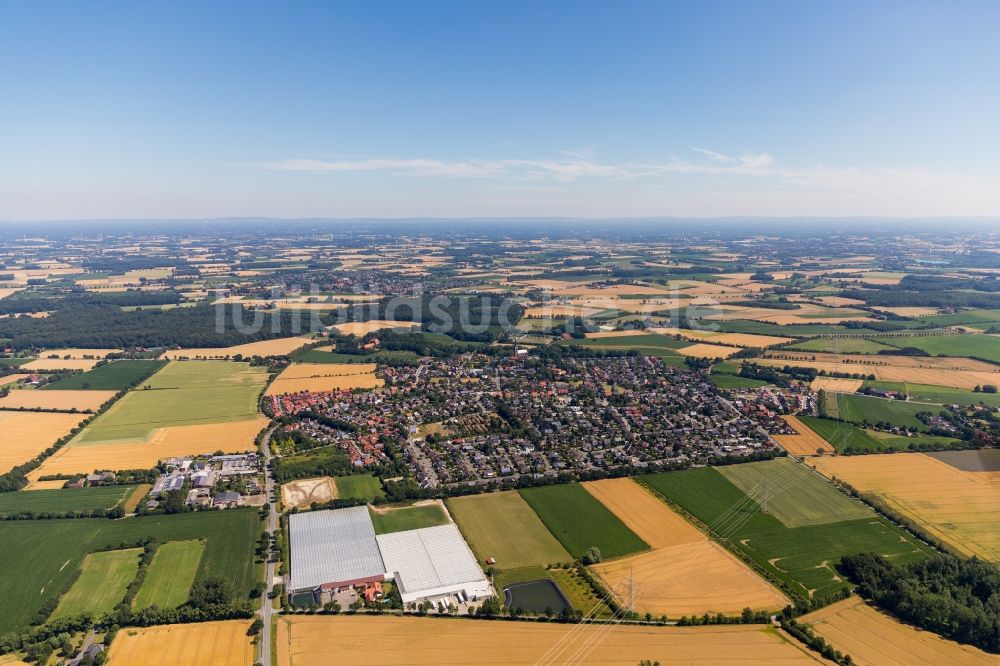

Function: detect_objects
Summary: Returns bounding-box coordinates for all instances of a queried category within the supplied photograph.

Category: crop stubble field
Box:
[811,452,1000,562]
[161,335,315,359]
[583,478,788,616]
[771,415,834,456]
[275,615,825,665]
[801,596,996,666]
[265,362,382,395]
[0,411,86,474]
[0,389,116,411]
[106,620,253,666]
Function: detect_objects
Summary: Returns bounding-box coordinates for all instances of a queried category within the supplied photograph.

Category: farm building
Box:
[288,506,386,593]
[376,524,493,604]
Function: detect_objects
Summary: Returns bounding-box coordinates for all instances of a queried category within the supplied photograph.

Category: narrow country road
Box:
[257,423,280,666]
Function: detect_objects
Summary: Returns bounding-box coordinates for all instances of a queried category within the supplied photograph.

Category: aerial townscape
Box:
[0,223,998,665]
[3,1,1000,664]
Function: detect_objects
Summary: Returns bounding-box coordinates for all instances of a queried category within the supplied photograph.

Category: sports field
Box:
[41,359,166,390]
[772,415,833,456]
[0,509,261,634]
[275,615,825,665]
[584,478,787,615]
[0,389,116,411]
[51,548,142,619]
[368,500,451,534]
[0,485,135,516]
[710,374,771,388]
[161,335,315,359]
[30,418,266,476]
[717,458,871,528]
[265,362,382,395]
[106,620,253,666]
[0,411,86,474]
[75,361,266,442]
[133,540,206,609]
[334,473,385,500]
[641,466,931,600]
[519,483,648,560]
[801,596,995,666]
[811,453,1000,562]
[447,490,570,568]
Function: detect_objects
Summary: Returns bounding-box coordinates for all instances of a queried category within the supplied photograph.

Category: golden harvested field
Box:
[814,296,867,307]
[522,304,602,318]
[873,306,939,317]
[275,615,823,665]
[570,297,686,314]
[0,374,28,387]
[37,348,120,359]
[23,479,70,490]
[759,314,875,325]
[757,353,1000,390]
[266,363,382,395]
[772,415,834,456]
[0,412,86,474]
[20,358,99,372]
[811,453,1000,562]
[0,389,116,411]
[162,335,315,359]
[281,476,338,509]
[332,320,417,336]
[676,342,740,359]
[651,327,793,347]
[809,377,863,393]
[801,597,995,666]
[584,478,788,616]
[27,417,266,477]
[106,620,253,666]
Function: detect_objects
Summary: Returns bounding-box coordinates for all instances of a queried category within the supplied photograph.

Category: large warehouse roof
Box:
[289,506,385,591]
[376,523,490,600]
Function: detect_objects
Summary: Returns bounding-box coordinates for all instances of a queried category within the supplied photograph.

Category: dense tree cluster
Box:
[839,552,1000,653]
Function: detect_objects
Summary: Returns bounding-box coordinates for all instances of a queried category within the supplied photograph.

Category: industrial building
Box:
[376,523,493,604]
[287,506,493,606]
[288,505,386,592]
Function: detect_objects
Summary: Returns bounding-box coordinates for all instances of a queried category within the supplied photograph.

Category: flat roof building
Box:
[376,523,493,604]
[288,506,386,592]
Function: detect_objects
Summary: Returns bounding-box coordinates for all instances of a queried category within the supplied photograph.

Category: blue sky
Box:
[1,1,998,219]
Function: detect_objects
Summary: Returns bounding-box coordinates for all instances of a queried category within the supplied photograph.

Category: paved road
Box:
[257,423,280,666]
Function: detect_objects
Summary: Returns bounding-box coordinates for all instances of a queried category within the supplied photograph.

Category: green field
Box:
[709,374,770,388]
[785,337,894,354]
[921,309,1000,326]
[640,467,932,600]
[862,381,1000,407]
[704,321,860,336]
[133,539,206,609]
[334,474,385,501]
[866,430,961,450]
[0,357,30,366]
[369,502,451,534]
[42,360,166,390]
[51,548,142,620]
[0,509,261,634]
[832,393,935,430]
[518,483,648,560]
[0,486,135,516]
[717,459,871,528]
[797,415,890,452]
[294,349,420,364]
[448,491,571,569]
[75,360,266,442]
[882,334,1000,363]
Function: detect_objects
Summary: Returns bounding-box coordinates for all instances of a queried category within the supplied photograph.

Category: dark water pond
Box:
[503,579,570,613]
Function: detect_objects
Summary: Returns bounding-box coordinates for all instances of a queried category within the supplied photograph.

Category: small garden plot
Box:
[51,548,142,619]
[518,483,648,560]
[133,540,206,609]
